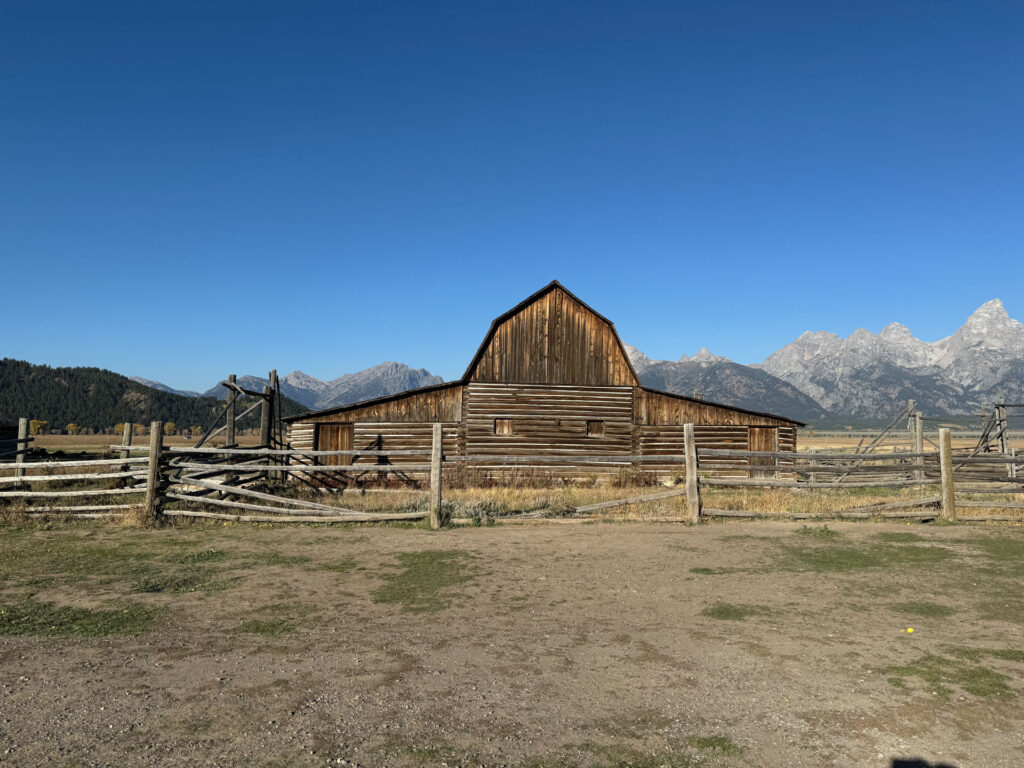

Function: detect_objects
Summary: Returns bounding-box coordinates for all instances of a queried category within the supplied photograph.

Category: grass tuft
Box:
[701,602,773,621]
[890,601,955,618]
[795,524,840,538]
[0,600,158,636]
[882,653,1015,699]
[371,549,475,613]
[685,734,743,755]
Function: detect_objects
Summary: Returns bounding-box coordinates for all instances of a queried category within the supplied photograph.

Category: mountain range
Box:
[128,299,1021,426]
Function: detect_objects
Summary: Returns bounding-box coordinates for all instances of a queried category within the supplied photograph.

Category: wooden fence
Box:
[2,421,1021,527]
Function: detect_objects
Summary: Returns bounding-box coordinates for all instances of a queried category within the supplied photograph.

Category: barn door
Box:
[316,423,353,465]
[748,427,778,478]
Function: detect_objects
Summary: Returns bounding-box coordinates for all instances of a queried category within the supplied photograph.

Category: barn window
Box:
[494,418,514,435]
[587,420,604,437]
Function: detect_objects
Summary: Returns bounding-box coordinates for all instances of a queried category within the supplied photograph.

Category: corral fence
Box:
[3,417,1021,527]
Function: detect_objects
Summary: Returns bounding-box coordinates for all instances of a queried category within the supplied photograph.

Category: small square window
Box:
[495,418,514,436]
[587,420,604,437]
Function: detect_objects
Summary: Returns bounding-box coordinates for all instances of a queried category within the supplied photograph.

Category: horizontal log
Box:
[165,447,436,457]
[958,501,1024,509]
[575,487,687,513]
[0,487,146,498]
[110,445,151,451]
[958,516,1020,522]
[162,506,428,523]
[169,476,355,514]
[956,487,1024,494]
[703,448,933,460]
[0,457,149,470]
[0,470,147,484]
[170,462,432,473]
[22,512,121,519]
[700,477,940,489]
[19,504,137,512]
[449,454,686,464]
[833,497,941,516]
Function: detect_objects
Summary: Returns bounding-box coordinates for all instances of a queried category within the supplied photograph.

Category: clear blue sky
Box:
[2,1,1021,390]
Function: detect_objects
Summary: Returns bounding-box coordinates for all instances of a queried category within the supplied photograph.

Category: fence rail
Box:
[2,420,1021,527]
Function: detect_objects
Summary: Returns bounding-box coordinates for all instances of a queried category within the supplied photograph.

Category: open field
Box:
[2,520,1024,767]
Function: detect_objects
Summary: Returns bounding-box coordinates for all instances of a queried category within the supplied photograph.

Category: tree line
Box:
[1,358,306,432]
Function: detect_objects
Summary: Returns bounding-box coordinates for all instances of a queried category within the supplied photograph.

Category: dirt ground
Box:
[2,520,1023,768]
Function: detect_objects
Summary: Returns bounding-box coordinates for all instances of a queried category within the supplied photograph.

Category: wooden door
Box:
[316,423,353,465]
[748,427,778,478]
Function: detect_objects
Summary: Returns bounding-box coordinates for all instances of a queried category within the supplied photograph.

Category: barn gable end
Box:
[463,282,639,387]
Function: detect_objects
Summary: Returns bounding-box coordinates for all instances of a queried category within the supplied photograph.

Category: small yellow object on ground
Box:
[907,627,914,633]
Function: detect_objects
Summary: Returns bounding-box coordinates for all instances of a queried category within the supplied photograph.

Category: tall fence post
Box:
[144,421,164,522]
[683,423,701,523]
[15,417,28,479]
[429,423,443,529]
[938,427,956,521]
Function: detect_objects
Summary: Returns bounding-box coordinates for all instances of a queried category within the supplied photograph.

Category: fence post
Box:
[1010,447,1018,481]
[938,427,956,521]
[683,423,701,523]
[260,385,272,446]
[15,417,28,479]
[430,422,443,529]
[144,421,164,522]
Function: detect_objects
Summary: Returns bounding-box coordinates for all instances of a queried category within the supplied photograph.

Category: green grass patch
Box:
[131,568,237,594]
[941,645,1024,663]
[315,557,358,573]
[233,618,294,636]
[177,549,231,564]
[795,524,840,538]
[701,602,773,621]
[689,566,733,575]
[779,542,955,573]
[882,653,1014,699]
[890,601,956,618]
[874,531,926,543]
[0,600,158,636]
[685,734,743,755]
[371,549,475,613]
[246,552,312,567]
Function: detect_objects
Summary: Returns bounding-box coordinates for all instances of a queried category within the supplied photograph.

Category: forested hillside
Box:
[0,358,306,431]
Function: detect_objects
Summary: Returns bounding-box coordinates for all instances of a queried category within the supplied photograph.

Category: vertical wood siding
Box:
[467,287,637,386]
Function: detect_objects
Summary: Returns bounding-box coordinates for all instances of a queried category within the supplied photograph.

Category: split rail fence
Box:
[3,416,1021,527]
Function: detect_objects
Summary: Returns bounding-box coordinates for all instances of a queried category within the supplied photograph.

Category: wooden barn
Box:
[283,282,802,478]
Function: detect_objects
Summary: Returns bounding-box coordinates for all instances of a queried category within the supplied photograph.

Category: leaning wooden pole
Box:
[15,417,28,479]
[683,423,701,523]
[938,428,956,521]
[430,422,443,529]
[913,411,924,483]
[225,374,236,446]
[143,421,164,523]
[259,385,272,448]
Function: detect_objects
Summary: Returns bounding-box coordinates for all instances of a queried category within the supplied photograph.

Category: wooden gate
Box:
[748,427,778,478]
